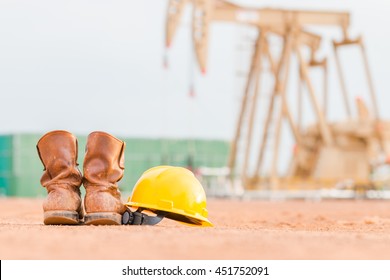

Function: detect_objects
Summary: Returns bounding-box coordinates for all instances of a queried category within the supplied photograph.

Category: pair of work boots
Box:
[37,130,127,225]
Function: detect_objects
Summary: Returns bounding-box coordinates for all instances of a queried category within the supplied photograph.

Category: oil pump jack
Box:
[165,0,390,191]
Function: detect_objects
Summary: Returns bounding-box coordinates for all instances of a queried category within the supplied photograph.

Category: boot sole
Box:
[44,210,80,225]
[84,212,122,225]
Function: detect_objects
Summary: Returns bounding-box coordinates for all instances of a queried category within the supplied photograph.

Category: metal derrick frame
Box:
[165,0,381,191]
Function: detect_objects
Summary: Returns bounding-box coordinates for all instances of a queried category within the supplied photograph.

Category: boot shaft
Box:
[83,131,126,216]
[83,131,125,187]
[37,130,82,189]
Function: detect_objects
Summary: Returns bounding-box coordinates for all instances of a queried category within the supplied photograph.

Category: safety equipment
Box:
[37,130,83,225]
[83,131,127,225]
[124,166,213,227]
[121,208,165,226]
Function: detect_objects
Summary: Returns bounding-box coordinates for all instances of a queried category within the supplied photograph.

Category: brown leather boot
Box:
[37,130,83,225]
[83,131,127,225]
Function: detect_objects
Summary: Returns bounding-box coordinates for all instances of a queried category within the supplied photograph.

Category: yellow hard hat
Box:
[125,165,213,227]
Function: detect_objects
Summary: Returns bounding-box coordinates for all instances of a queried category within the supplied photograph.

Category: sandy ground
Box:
[1,198,390,259]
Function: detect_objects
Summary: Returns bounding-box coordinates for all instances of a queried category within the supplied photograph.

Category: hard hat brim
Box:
[125,201,213,227]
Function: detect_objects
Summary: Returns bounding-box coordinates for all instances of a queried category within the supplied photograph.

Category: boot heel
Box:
[44,210,80,225]
[84,212,122,225]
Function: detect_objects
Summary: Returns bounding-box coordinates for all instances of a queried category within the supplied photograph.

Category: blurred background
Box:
[1,0,390,198]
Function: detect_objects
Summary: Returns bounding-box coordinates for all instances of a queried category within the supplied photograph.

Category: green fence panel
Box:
[122,138,164,192]
[0,135,13,196]
[10,134,45,197]
[0,134,229,197]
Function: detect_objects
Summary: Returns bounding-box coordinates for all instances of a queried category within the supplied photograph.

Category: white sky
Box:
[0,0,390,142]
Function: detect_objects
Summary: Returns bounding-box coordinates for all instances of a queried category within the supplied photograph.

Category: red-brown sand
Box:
[1,198,390,259]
